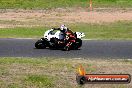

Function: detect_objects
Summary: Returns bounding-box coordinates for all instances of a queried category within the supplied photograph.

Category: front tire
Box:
[73,38,82,50]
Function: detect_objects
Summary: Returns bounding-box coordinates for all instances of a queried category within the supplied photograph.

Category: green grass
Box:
[0,57,131,88]
[93,0,132,8]
[71,21,132,40]
[0,27,46,38]
[0,0,132,9]
[0,21,132,40]
[25,75,55,88]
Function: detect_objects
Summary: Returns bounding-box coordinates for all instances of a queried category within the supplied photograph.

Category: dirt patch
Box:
[0,8,132,28]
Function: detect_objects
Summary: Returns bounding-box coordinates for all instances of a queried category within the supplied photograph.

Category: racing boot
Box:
[63,42,72,51]
[63,46,70,51]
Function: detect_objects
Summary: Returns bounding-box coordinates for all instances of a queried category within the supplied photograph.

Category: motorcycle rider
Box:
[60,25,76,50]
[51,25,76,50]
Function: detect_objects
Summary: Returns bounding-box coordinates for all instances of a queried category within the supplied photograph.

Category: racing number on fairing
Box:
[79,33,82,37]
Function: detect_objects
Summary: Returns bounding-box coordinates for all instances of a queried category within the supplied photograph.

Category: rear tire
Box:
[35,40,46,49]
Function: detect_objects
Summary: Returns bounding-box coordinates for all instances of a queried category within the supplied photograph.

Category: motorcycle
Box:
[35,29,85,51]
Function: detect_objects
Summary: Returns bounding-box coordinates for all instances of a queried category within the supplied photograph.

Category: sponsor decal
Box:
[76,65,131,85]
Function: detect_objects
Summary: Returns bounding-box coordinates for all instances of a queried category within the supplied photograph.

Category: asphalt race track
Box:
[0,38,132,59]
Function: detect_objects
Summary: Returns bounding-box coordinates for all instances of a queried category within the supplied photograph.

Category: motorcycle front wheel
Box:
[73,38,82,50]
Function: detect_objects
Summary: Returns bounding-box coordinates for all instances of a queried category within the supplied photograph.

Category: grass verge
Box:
[0,21,132,40]
[0,0,132,9]
[0,57,132,88]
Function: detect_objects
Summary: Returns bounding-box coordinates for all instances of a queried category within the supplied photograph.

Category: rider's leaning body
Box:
[50,25,76,50]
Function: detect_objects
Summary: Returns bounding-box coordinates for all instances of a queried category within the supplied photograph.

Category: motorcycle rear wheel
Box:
[35,40,46,49]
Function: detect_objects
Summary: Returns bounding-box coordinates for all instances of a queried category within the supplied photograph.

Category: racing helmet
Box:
[60,25,68,32]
